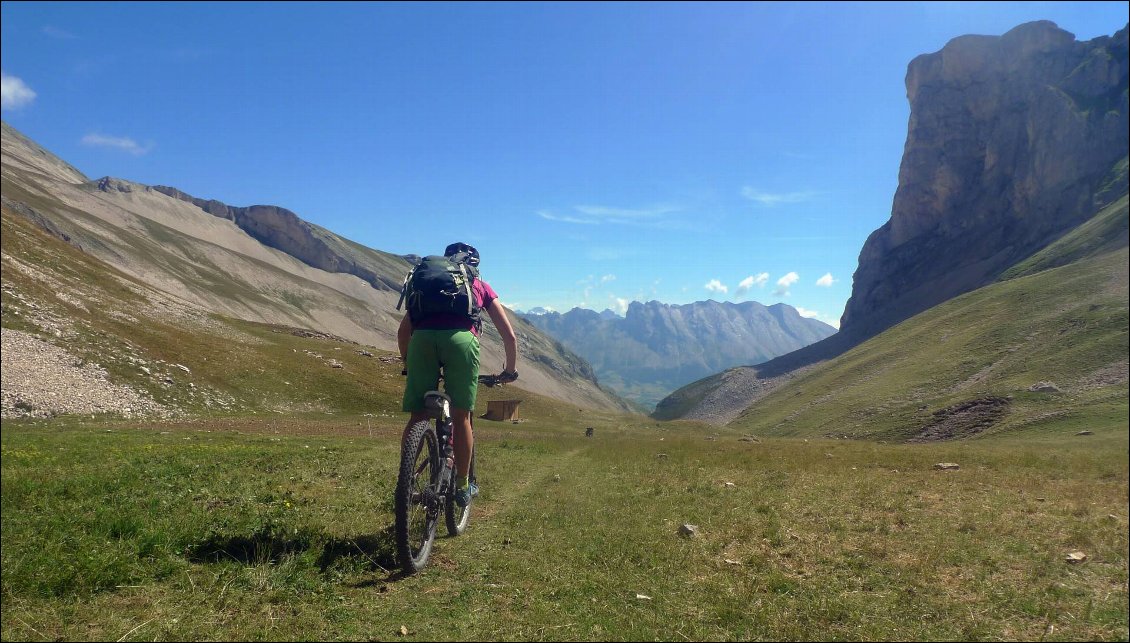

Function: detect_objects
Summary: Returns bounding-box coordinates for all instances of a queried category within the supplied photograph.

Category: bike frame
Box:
[421,390,458,505]
[396,372,497,574]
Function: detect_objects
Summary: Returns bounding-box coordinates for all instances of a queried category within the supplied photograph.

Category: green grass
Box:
[728,247,1129,442]
[2,418,1126,641]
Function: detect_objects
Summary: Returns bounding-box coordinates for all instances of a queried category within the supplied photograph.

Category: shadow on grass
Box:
[184,523,408,581]
[184,519,481,583]
[317,525,400,577]
[185,525,319,565]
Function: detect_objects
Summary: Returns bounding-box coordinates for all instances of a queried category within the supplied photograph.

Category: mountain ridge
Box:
[1,120,634,416]
[521,297,836,409]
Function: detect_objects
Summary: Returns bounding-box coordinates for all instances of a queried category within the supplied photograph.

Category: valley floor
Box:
[2,413,1127,641]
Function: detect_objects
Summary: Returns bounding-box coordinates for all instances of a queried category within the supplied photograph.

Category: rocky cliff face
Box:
[841,21,1129,338]
[524,299,836,409]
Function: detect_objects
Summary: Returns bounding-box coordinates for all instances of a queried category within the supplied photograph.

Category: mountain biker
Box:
[398,242,518,507]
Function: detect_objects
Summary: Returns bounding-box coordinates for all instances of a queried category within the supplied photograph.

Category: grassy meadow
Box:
[2,407,1127,641]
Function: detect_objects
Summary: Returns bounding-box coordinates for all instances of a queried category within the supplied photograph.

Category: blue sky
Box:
[3,2,1127,327]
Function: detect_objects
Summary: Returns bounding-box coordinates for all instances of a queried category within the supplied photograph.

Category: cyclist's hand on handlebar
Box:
[479,370,518,387]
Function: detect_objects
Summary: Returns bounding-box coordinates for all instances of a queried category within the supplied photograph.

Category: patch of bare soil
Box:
[907,396,1011,443]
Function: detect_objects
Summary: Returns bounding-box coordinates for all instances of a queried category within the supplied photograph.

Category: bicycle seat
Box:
[423,390,452,416]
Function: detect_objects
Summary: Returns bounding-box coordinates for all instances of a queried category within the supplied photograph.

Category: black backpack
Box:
[397,252,482,327]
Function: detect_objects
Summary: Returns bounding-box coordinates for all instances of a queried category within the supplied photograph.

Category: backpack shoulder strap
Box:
[457,262,474,316]
[396,262,422,311]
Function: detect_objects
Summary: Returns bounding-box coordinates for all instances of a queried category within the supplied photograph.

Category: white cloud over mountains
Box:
[1,72,36,110]
[816,273,836,287]
[773,272,799,297]
[704,279,728,294]
[736,272,769,298]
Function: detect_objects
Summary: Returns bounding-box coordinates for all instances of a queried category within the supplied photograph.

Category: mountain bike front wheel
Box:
[395,419,440,575]
[445,446,475,536]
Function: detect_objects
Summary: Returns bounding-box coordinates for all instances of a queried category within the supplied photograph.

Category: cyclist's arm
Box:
[397,314,413,364]
[485,299,518,374]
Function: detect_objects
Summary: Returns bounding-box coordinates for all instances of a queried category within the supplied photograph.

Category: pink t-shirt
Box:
[413,279,498,337]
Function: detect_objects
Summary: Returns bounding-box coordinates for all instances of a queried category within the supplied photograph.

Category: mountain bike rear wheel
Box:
[445,446,476,536]
[395,419,440,574]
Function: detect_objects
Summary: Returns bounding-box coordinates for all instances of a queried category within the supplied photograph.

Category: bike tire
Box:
[394,419,440,574]
[445,446,476,536]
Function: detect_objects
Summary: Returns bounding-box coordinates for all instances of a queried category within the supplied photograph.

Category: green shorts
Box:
[402,329,481,412]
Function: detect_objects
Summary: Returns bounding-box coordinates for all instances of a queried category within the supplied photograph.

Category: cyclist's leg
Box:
[402,330,441,441]
[452,408,473,481]
[434,330,480,480]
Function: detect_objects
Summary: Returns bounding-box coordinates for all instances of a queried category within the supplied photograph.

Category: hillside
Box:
[655,191,1129,427]
[656,20,1129,423]
[522,300,836,410]
[1,121,633,417]
[730,240,1128,441]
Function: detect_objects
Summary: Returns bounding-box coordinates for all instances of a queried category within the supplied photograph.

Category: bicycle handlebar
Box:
[400,369,518,387]
[478,371,518,387]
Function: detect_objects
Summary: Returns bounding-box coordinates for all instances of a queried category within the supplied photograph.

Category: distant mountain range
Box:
[520,300,836,409]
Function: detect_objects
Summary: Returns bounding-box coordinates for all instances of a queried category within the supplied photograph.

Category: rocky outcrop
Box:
[150,185,407,291]
[841,21,1129,339]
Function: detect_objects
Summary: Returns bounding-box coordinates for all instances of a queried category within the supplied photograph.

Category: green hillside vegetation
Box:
[729,242,1128,441]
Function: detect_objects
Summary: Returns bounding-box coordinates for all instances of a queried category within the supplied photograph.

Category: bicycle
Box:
[394,371,513,575]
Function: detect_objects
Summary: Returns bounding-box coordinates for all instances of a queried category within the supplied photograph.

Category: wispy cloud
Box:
[538,210,597,225]
[1,71,36,110]
[575,204,679,220]
[538,203,682,227]
[81,133,153,156]
[705,279,728,295]
[816,273,837,287]
[577,273,620,305]
[736,272,769,298]
[741,186,818,206]
[773,272,799,297]
[42,25,77,39]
